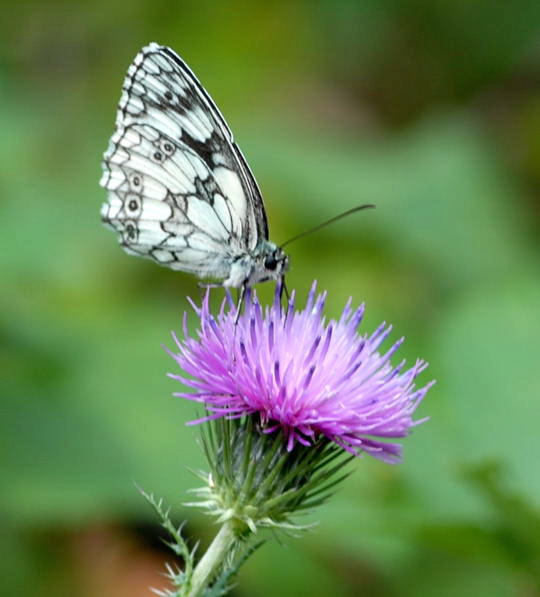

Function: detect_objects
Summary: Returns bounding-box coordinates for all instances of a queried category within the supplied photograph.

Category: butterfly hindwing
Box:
[100,42,268,278]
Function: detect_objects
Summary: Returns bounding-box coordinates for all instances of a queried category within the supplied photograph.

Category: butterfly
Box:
[100,42,288,289]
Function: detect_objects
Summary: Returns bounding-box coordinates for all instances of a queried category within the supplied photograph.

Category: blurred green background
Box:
[2,1,540,595]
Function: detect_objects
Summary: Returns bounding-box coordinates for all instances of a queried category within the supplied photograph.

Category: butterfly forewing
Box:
[100,43,270,281]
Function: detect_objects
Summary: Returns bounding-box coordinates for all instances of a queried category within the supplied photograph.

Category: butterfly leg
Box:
[280,277,290,302]
[234,283,249,325]
[231,283,249,362]
[278,276,290,314]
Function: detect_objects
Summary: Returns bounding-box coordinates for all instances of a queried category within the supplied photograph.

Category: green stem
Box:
[187,521,237,597]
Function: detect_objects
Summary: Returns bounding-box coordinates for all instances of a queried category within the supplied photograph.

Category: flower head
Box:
[168,283,433,463]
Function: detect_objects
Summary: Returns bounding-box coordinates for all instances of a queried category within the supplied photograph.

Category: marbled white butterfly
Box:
[100,42,288,288]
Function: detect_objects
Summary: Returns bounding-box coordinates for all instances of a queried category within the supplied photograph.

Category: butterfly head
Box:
[249,241,289,285]
[263,245,289,279]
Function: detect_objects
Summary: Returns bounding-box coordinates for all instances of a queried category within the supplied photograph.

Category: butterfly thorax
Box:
[224,240,289,288]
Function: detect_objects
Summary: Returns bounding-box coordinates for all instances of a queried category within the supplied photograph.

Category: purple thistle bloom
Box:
[168,283,433,464]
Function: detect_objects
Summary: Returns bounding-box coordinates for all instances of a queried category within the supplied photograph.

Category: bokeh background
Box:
[3,1,540,595]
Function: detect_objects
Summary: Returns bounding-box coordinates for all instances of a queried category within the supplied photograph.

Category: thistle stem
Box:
[187,521,237,597]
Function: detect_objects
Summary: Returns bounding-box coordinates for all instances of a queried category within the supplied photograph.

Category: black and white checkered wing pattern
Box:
[100,43,268,279]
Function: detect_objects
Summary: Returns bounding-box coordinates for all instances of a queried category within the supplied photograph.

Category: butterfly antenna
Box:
[280,204,375,248]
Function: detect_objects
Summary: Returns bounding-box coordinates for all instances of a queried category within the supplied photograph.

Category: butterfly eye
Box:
[153,151,163,162]
[264,254,278,271]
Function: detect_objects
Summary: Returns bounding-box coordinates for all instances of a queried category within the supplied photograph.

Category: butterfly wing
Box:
[100,42,268,280]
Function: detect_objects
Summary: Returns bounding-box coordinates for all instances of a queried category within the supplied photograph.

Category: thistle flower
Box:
[168,283,432,464]
[155,285,433,596]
